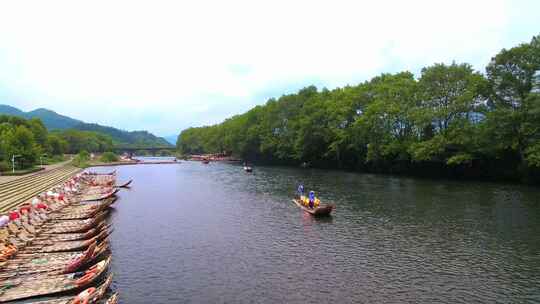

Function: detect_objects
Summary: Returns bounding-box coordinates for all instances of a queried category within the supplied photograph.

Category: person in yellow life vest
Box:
[303,196,309,207]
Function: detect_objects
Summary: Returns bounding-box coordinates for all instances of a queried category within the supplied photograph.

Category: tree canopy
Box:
[178,34,540,183]
[0,115,115,170]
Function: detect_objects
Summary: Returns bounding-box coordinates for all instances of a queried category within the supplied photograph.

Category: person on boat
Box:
[297,184,304,199]
[308,191,315,209]
[0,215,8,228]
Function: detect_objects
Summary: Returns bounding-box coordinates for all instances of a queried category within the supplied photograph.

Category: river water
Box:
[98,160,540,303]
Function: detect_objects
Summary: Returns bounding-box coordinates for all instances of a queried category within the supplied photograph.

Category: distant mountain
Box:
[0,105,25,116]
[27,108,83,129]
[0,104,172,148]
[164,135,178,145]
[75,123,171,148]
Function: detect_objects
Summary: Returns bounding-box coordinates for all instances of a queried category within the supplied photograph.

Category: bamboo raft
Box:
[292,199,334,216]
[0,171,126,303]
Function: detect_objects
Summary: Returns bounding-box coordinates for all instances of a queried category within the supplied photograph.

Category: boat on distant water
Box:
[202,159,210,164]
[292,199,334,216]
[244,166,252,173]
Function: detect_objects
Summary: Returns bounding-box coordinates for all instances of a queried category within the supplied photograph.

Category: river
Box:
[97,160,540,303]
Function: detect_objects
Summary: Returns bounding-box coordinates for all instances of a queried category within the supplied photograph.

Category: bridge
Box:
[112,146,177,156]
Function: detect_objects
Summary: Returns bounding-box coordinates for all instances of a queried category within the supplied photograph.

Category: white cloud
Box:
[0,0,538,135]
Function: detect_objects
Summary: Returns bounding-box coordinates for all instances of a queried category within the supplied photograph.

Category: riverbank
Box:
[188,154,242,162]
[0,160,75,184]
[88,159,181,167]
[0,162,81,212]
[0,166,44,176]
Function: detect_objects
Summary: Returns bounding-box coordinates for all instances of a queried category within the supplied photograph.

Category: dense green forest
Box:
[0,115,114,171]
[178,35,540,182]
[74,123,171,148]
[0,105,172,148]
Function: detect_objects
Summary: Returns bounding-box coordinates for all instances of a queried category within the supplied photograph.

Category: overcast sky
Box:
[0,0,539,136]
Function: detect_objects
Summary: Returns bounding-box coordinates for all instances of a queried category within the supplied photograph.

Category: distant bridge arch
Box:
[112,147,177,157]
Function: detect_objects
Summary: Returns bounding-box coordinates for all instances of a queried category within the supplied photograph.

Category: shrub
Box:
[78,150,90,161]
[0,161,11,172]
[100,152,119,163]
[72,150,90,168]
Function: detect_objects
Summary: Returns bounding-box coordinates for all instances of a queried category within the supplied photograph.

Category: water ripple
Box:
[94,161,540,304]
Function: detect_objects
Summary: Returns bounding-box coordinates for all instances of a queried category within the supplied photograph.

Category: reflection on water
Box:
[96,160,540,303]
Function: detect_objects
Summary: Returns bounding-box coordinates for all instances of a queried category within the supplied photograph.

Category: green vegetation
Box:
[75,123,171,148]
[43,154,67,165]
[0,115,115,171]
[178,34,540,183]
[72,150,90,168]
[0,115,48,171]
[134,150,150,156]
[100,152,119,163]
[157,150,173,156]
[52,129,114,154]
[0,105,172,148]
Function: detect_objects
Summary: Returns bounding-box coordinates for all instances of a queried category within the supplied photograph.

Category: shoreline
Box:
[88,160,181,167]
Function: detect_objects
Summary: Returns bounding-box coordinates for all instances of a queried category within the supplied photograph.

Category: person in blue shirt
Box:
[297,184,305,199]
[308,191,315,209]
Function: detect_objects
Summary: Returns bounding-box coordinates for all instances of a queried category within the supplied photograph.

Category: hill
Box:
[0,104,172,148]
[164,134,178,145]
[26,108,83,129]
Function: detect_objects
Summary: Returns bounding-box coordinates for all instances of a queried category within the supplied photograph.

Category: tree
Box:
[100,152,119,162]
[47,134,69,155]
[175,34,540,183]
[355,72,419,162]
[12,125,39,168]
[484,34,540,164]
[409,63,487,165]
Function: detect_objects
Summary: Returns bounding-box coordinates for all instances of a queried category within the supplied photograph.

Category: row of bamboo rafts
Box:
[0,171,126,303]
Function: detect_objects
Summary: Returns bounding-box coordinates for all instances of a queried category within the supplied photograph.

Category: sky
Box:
[0,0,539,137]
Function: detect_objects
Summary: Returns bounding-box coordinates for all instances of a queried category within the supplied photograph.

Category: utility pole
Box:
[12,155,20,173]
[40,154,47,168]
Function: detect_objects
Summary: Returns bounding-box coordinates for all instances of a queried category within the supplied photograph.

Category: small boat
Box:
[50,199,117,220]
[43,211,108,234]
[244,166,252,173]
[0,256,111,302]
[85,170,116,176]
[33,223,110,242]
[27,273,114,304]
[105,293,119,304]
[1,242,110,278]
[74,189,118,202]
[22,231,110,254]
[292,199,334,216]
[115,179,133,188]
[202,159,210,164]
